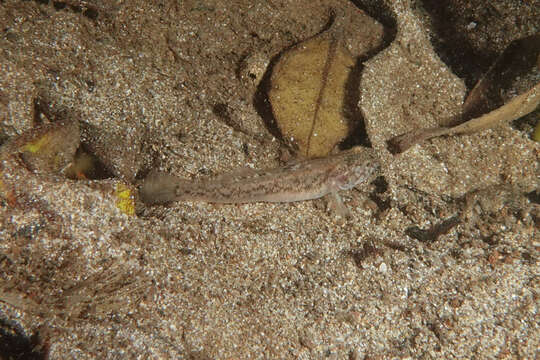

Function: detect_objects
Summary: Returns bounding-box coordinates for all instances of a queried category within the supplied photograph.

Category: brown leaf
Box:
[269,19,354,158]
[0,120,80,174]
[389,82,540,153]
[463,35,540,121]
[389,35,540,154]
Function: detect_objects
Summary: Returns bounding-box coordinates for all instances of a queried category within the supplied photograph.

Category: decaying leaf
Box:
[534,118,540,142]
[388,35,540,154]
[269,22,355,158]
[389,82,540,153]
[462,35,540,121]
[0,120,80,174]
[0,262,150,319]
[64,147,113,180]
[449,82,540,133]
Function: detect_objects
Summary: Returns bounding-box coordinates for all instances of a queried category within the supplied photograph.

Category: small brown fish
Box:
[140,146,379,214]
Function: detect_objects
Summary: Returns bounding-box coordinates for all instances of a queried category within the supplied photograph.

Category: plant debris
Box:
[462,35,540,121]
[388,82,540,153]
[534,119,540,142]
[388,34,540,154]
[0,262,150,320]
[0,120,80,175]
[269,14,355,158]
[405,215,460,243]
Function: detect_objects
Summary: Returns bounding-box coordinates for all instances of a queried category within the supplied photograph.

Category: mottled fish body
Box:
[140,146,379,206]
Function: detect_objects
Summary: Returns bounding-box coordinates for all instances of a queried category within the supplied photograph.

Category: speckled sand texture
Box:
[0,0,538,358]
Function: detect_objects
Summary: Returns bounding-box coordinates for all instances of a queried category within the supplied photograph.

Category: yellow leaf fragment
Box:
[115,183,135,216]
[20,133,52,153]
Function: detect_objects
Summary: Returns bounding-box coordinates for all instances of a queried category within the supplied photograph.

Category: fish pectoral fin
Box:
[326,191,350,218]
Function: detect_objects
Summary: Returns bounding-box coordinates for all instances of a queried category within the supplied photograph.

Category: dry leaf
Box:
[388,35,540,154]
[463,35,540,121]
[0,120,80,174]
[388,82,540,153]
[534,117,540,142]
[269,23,354,157]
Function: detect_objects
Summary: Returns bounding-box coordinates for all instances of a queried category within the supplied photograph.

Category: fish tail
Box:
[139,171,185,205]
